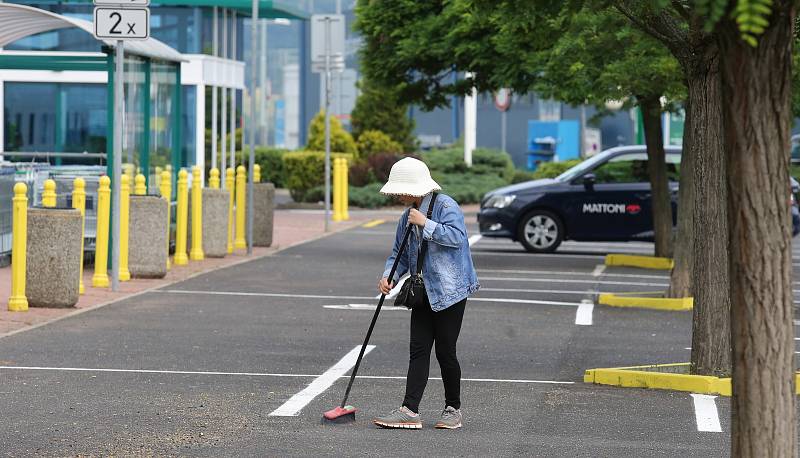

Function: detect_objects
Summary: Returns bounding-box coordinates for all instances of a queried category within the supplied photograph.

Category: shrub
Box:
[532,160,582,179]
[252,147,289,187]
[348,162,375,187]
[511,169,537,184]
[306,111,358,157]
[348,183,393,208]
[283,151,354,202]
[367,153,403,183]
[435,173,509,204]
[356,130,403,158]
[422,147,515,183]
[350,78,417,152]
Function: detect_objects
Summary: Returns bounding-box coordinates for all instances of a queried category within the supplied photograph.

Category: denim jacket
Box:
[383,193,480,311]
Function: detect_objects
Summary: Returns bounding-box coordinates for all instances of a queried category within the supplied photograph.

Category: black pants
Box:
[402,299,466,413]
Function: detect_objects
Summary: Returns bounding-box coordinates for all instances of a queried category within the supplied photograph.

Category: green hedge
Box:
[532,160,582,179]
[303,183,393,208]
[252,147,290,188]
[422,147,515,183]
[283,151,354,202]
[511,169,537,184]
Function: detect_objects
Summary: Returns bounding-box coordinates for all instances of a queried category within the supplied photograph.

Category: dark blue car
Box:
[478,145,800,253]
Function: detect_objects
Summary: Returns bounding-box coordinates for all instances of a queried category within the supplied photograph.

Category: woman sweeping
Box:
[373,157,480,430]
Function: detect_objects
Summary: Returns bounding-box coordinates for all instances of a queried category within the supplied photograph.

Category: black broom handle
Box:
[340,216,414,408]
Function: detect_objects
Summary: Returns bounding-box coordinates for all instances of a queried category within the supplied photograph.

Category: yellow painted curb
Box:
[598,293,693,311]
[585,363,800,396]
[362,219,386,228]
[605,254,674,270]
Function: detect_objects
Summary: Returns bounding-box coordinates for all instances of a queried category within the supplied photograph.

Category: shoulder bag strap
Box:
[415,192,438,275]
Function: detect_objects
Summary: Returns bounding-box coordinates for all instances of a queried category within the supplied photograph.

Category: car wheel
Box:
[517,210,564,253]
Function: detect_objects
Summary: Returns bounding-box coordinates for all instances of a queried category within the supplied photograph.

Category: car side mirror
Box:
[583,173,596,191]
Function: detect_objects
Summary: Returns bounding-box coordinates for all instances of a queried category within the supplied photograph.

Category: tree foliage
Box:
[306,111,358,157]
[350,77,417,151]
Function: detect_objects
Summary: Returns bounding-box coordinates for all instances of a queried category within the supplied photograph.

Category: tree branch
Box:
[670,0,691,22]
[614,1,690,60]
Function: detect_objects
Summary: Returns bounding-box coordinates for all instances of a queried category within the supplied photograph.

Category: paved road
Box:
[1,214,799,456]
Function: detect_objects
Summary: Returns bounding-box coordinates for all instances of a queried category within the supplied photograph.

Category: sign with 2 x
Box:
[93,0,150,41]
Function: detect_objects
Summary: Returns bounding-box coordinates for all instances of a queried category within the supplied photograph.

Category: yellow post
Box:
[254,164,261,183]
[174,169,189,266]
[72,178,87,294]
[234,165,247,249]
[209,168,220,189]
[92,176,111,288]
[8,183,28,311]
[124,163,135,193]
[189,166,204,260]
[119,175,131,282]
[226,168,235,253]
[134,173,147,195]
[42,179,56,207]
[332,158,342,222]
[342,158,349,221]
[160,170,172,270]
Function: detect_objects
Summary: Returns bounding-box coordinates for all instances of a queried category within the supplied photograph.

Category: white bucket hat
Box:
[380,157,442,197]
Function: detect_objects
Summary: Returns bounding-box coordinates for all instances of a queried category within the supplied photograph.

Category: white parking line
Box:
[269,345,375,417]
[159,290,582,307]
[477,268,667,280]
[0,365,575,385]
[691,394,722,432]
[324,304,409,311]
[575,300,594,326]
[479,287,595,295]
[480,277,668,287]
[470,251,605,259]
[469,234,483,246]
[592,265,606,277]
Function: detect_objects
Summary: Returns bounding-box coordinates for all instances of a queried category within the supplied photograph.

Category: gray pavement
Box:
[2,215,798,456]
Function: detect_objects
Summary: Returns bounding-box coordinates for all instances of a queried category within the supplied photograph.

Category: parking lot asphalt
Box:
[1,214,798,456]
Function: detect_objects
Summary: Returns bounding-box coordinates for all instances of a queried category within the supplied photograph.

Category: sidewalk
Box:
[0,209,387,338]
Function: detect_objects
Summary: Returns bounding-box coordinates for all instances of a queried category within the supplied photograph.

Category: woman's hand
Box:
[379,277,394,295]
[408,208,428,227]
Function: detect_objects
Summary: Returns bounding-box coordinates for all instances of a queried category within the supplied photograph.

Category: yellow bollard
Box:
[189,166,204,261]
[332,158,342,222]
[254,164,261,183]
[209,168,220,189]
[134,173,147,195]
[72,178,87,294]
[234,165,247,249]
[226,168,235,254]
[8,183,28,311]
[160,170,172,270]
[174,169,189,266]
[92,176,111,288]
[42,179,56,207]
[342,158,349,221]
[119,175,131,282]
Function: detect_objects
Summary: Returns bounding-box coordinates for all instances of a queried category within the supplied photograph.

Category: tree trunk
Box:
[683,45,731,377]
[639,96,673,258]
[719,4,796,455]
[668,99,694,298]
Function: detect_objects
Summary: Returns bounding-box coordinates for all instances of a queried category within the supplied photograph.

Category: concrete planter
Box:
[26,207,82,308]
[129,195,168,278]
[202,188,229,257]
[251,182,275,247]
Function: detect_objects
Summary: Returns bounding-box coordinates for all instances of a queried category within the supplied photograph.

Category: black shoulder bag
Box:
[395,193,438,309]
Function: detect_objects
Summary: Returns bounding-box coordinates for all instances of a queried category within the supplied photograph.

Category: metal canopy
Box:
[51,0,310,19]
[0,3,185,62]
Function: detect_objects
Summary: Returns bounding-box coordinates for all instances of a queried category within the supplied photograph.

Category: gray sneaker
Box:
[435,406,462,429]
[373,406,422,429]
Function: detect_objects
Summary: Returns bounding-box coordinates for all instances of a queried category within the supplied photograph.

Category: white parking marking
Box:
[324,304,409,311]
[479,287,595,295]
[0,365,574,385]
[470,251,605,259]
[691,394,722,432]
[477,268,667,280]
[575,300,594,326]
[480,276,668,287]
[469,234,483,246]
[159,290,582,307]
[592,265,606,277]
[270,345,375,417]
